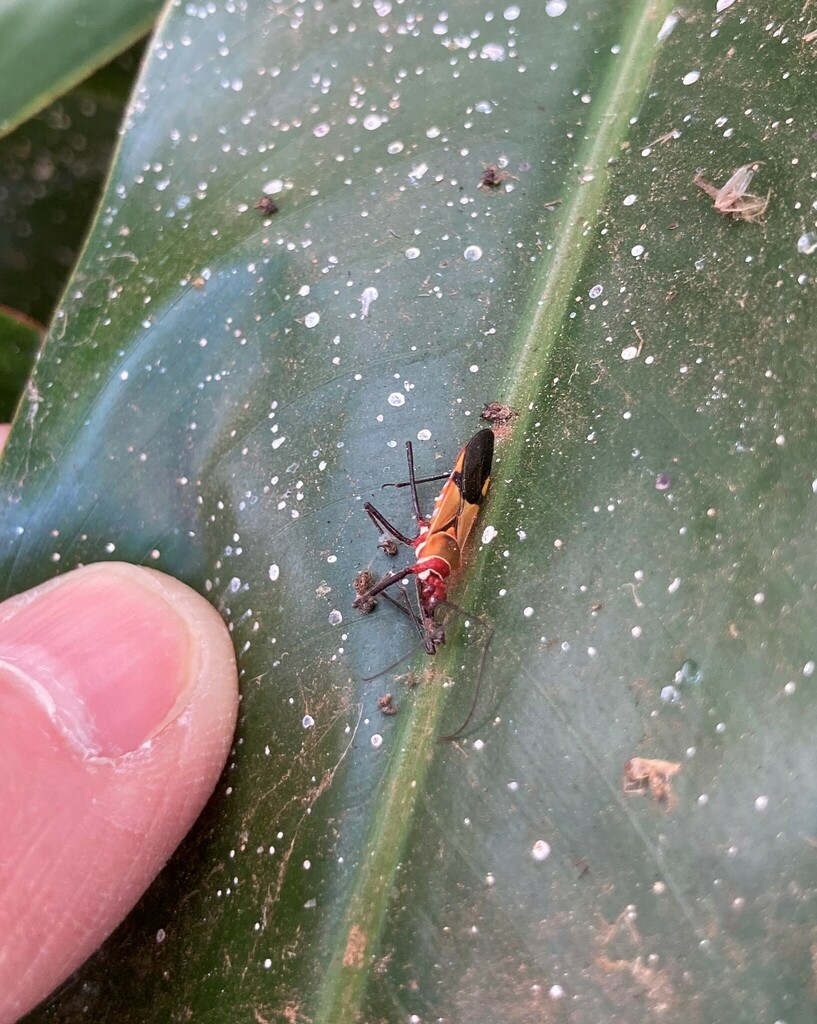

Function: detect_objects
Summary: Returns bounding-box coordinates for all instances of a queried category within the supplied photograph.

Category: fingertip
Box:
[0,562,239,1022]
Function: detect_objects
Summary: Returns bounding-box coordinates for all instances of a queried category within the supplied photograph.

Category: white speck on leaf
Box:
[531,840,551,861]
[359,287,379,317]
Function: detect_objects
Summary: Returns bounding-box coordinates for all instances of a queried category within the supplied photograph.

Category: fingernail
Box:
[0,565,194,757]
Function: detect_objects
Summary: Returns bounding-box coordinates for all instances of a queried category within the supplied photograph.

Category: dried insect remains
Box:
[693,163,769,223]
[480,401,516,424]
[480,165,509,189]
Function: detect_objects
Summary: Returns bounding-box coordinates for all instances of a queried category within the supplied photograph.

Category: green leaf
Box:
[7,0,817,1021]
[0,0,161,136]
[0,45,143,325]
[0,306,41,420]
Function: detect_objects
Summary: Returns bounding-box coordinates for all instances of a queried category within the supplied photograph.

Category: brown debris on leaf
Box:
[377,535,398,556]
[353,569,378,613]
[377,693,398,716]
[343,924,366,969]
[480,401,516,423]
[623,757,682,805]
[255,196,279,216]
[480,164,517,190]
[693,163,769,223]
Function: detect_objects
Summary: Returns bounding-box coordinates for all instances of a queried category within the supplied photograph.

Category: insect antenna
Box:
[363,502,416,547]
[383,471,450,489]
[436,600,495,742]
[392,580,440,655]
[364,439,436,550]
[360,647,416,683]
[390,440,425,523]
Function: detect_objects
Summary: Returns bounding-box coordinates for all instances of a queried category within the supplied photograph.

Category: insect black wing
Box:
[459,428,494,505]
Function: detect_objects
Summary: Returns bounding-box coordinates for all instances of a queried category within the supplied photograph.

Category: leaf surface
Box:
[5,2,817,1022]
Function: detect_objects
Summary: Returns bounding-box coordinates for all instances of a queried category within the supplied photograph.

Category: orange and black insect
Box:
[353,428,495,737]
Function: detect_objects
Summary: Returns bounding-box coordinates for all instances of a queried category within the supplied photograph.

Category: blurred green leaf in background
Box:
[0,0,161,135]
[0,0,156,404]
[3,0,817,1021]
[0,43,146,326]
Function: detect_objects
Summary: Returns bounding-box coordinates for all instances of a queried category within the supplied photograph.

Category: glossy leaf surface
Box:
[4,2,816,1022]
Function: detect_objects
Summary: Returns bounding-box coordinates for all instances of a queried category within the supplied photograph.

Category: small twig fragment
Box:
[649,129,681,146]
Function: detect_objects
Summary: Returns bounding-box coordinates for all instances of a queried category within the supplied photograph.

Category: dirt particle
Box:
[255,196,279,216]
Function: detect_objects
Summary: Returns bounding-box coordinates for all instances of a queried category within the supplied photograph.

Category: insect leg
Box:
[352,564,416,610]
[363,501,416,547]
[392,583,438,655]
[360,588,435,680]
[381,441,449,525]
[414,576,445,653]
[379,440,431,524]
